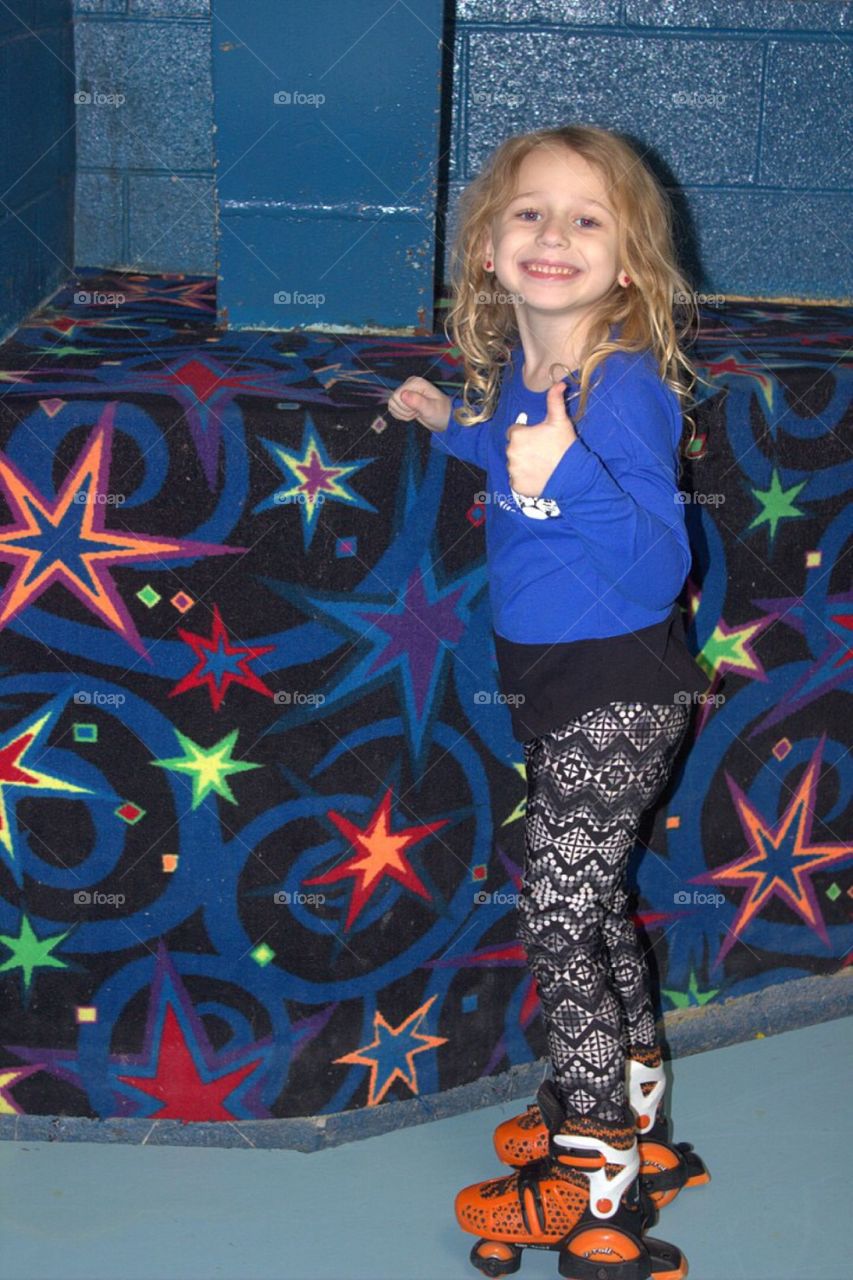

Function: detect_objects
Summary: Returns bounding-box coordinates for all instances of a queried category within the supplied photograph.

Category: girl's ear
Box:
[477,228,494,259]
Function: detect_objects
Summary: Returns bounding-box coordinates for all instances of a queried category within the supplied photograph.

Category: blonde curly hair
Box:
[443,124,713,458]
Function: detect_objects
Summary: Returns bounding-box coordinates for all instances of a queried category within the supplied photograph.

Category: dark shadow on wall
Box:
[432,0,459,335]
[619,133,706,292]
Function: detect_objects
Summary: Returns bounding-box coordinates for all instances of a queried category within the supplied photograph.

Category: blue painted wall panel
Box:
[760,39,853,188]
[0,0,75,339]
[74,0,125,12]
[0,0,73,34]
[2,31,78,212]
[132,0,210,13]
[217,210,434,332]
[213,0,445,330]
[463,30,764,184]
[75,170,124,264]
[68,1,853,304]
[625,1,851,31]
[73,0,214,272]
[75,19,213,169]
[457,0,621,22]
[447,2,852,302]
[127,173,215,271]
[76,0,210,13]
[680,189,852,298]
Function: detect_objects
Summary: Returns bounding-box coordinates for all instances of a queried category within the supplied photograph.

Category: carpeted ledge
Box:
[1,969,849,1151]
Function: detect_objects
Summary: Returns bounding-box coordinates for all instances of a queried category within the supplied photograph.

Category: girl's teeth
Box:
[527,264,575,276]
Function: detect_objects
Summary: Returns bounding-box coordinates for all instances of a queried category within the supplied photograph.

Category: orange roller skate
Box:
[456,1078,688,1278]
[493,1055,709,1213]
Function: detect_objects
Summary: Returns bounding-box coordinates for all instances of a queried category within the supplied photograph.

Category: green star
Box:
[662,969,719,1010]
[0,915,71,995]
[700,628,739,672]
[151,728,262,808]
[697,617,764,680]
[747,468,807,542]
[501,760,528,827]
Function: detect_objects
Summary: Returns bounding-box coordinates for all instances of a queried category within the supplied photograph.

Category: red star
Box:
[165,359,231,401]
[31,315,103,337]
[118,1004,261,1121]
[0,734,41,791]
[698,354,774,405]
[305,790,448,931]
[170,604,275,711]
[142,358,279,404]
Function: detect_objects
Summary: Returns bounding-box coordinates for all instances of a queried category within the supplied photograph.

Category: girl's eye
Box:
[514,209,599,228]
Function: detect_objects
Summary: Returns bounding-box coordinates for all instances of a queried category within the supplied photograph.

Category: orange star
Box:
[334,996,447,1105]
[305,789,448,930]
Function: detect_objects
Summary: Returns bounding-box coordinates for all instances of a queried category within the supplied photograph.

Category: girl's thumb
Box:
[547,378,569,416]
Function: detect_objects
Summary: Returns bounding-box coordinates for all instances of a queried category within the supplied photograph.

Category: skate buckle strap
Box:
[515,1161,549,1235]
[552,1130,639,1221]
[626,1058,666,1132]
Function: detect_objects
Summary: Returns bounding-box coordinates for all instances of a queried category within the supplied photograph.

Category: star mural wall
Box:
[0,270,849,1127]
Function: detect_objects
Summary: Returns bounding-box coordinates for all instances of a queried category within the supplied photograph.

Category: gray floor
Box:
[1,1014,850,1280]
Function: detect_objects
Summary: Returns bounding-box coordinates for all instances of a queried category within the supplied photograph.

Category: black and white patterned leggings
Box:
[519,700,691,1124]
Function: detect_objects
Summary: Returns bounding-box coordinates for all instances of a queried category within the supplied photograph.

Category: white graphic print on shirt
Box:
[508,412,562,519]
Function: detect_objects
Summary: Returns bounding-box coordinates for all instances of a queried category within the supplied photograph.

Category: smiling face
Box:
[483,146,625,325]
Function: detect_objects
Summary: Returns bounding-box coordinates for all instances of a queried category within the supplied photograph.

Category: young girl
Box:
[389,124,711,1279]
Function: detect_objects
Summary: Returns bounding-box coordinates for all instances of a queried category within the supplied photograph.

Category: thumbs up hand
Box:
[506,379,578,498]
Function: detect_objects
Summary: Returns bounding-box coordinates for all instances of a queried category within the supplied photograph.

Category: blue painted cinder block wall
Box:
[73,0,214,274]
[0,0,75,340]
[447,0,852,302]
[72,0,852,302]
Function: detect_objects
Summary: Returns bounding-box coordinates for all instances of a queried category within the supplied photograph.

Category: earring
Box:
[620,273,632,286]
[484,259,493,271]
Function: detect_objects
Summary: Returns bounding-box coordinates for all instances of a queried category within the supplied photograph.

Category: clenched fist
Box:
[506,379,578,498]
[387,377,453,433]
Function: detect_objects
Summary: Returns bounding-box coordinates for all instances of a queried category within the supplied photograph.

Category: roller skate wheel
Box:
[564,1227,642,1264]
[470,1238,521,1277]
[641,1140,684,1208]
[678,1143,711,1188]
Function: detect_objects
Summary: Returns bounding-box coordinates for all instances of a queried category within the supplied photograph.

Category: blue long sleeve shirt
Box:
[430,342,693,645]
